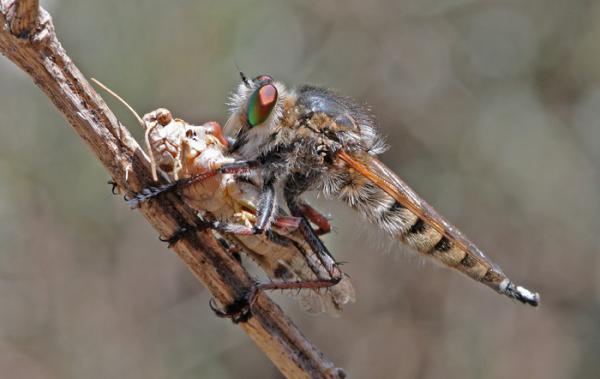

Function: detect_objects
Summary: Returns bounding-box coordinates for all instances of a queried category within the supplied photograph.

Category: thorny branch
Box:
[0,1,345,378]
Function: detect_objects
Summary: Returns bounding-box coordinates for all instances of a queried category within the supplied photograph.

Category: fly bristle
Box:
[375,199,417,235]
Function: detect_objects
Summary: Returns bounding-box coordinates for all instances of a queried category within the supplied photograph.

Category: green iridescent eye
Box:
[247,84,278,127]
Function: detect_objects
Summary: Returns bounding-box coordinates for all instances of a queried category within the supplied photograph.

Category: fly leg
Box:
[283,173,343,281]
[252,178,277,234]
[157,217,218,248]
[158,173,301,248]
[125,160,262,207]
[295,200,332,236]
[159,217,259,248]
[214,236,243,263]
[209,230,343,323]
[207,173,343,322]
[285,201,343,285]
[130,159,302,242]
[161,213,303,247]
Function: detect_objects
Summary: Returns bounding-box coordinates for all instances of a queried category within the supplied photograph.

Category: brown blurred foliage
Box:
[1,1,599,378]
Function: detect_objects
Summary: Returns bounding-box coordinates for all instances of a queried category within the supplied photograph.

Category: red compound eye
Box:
[247,84,278,127]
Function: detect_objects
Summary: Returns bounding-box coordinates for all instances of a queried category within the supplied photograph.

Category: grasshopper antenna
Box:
[91,78,144,126]
[91,78,159,181]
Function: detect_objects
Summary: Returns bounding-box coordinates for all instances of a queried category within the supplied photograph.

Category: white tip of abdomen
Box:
[499,279,540,306]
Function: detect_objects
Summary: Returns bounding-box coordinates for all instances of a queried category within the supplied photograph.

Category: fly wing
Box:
[337,150,495,267]
[282,231,356,316]
[232,228,355,317]
[335,150,540,306]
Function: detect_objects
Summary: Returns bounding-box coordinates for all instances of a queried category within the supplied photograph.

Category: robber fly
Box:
[131,73,540,318]
[92,77,355,318]
[222,73,540,307]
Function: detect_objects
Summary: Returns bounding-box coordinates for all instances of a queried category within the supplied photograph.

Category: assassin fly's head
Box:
[224,74,289,146]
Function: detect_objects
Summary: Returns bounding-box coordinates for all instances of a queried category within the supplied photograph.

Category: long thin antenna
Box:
[91,78,159,181]
[91,78,144,128]
[234,60,249,87]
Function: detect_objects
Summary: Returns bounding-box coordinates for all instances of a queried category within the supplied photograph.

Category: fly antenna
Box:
[91,78,159,181]
[239,71,249,87]
[234,60,250,87]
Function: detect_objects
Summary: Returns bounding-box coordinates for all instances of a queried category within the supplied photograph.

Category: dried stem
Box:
[0,1,344,378]
[8,0,37,37]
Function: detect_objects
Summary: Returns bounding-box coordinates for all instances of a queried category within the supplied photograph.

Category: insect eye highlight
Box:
[247,84,278,127]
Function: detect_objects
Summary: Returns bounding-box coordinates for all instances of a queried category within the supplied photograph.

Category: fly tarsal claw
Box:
[107,180,119,195]
[159,219,215,248]
[159,226,192,248]
[209,286,259,324]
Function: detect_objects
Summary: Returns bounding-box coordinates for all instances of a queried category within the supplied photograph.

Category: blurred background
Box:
[1,0,599,378]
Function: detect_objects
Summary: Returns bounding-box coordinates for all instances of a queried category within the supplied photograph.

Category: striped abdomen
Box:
[328,169,539,306]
